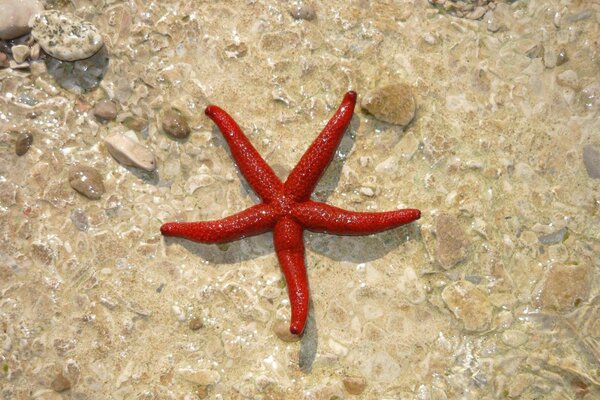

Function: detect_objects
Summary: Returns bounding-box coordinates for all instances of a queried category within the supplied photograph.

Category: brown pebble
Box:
[15,132,33,156]
[0,52,8,68]
[290,2,316,20]
[343,376,367,395]
[162,108,191,139]
[361,83,416,126]
[189,317,204,331]
[51,372,71,392]
[93,100,118,122]
[68,165,105,200]
[273,320,300,342]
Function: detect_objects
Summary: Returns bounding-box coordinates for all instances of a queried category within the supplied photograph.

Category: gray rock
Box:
[70,208,89,231]
[45,45,109,93]
[583,145,600,179]
[29,10,104,62]
[361,84,416,126]
[68,165,105,200]
[15,132,33,156]
[538,227,567,245]
[0,0,43,40]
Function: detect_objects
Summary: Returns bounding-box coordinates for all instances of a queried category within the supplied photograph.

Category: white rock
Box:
[177,367,220,385]
[29,10,104,62]
[0,0,42,40]
[104,132,157,172]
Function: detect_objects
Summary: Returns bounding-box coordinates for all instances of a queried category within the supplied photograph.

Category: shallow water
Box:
[1,0,599,399]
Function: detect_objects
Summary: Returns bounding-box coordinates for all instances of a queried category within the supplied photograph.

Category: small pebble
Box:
[289,2,316,20]
[70,208,89,231]
[93,100,118,122]
[466,6,486,20]
[556,70,578,89]
[162,108,191,139]
[583,145,600,179]
[556,48,568,66]
[0,0,43,40]
[343,376,367,395]
[29,10,104,61]
[189,317,204,331]
[361,84,416,126]
[501,330,529,347]
[15,132,33,156]
[30,43,41,60]
[68,165,105,200]
[542,46,557,69]
[273,321,300,342]
[51,372,71,392]
[538,227,567,245]
[177,368,220,385]
[538,264,591,312]
[11,45,29,64]
[0,52,8,68]
[104,132,157,172]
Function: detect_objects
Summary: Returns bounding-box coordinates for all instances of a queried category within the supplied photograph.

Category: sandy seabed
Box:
[1,1,599,399]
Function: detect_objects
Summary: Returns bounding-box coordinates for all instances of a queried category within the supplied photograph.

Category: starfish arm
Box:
[284,91,357,201]
[273,216,309,335]
[160,204,277,244]
[293,201,421,235]
[205,105,283,202]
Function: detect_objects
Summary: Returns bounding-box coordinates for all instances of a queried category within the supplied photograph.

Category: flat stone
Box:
[435,213,470,269]
[343,376,367,395]
[104,132,157,172]
[11,45,30,64]
[583,145,600,178]
[93,100,118,122]
[0,0,43,40]
[29,10,104,61]
[15,132,33,156]
[537,264,591,312]
[68,165,105,200]
[361,83,416,126]
[556,69,579,89]
[162,108,191,139]
[442,280,493,332]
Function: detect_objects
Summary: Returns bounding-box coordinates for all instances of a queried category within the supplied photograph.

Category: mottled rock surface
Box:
[537,264,592,312]
[68,165,105,200]
[583,145,600,179]
[435,214,470,269]
[30,11,104,61]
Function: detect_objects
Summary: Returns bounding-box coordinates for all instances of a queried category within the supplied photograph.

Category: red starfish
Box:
[161,91,421,335]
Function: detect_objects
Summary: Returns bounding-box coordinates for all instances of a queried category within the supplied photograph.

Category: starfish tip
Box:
[160,223,174,236]
[204,105,218,117]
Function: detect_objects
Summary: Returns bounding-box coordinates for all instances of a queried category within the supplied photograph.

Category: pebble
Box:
[0,53,8,68]
[556,48,569,66]
[442,280,492,332]
[189,317,204,331]
[15,132,33,156]
[542,46,557,69]
[538,227,567,245]
[273,321,300,342]
[177,368,220,386]
[0,0,43,40]
[466,6,486,20]
[162,108,191,139]
[68,165,105,200]
[583,145,600,178]
[361,83,416,126]
[556,70,578,89]
[29,10,104,61]
[435,213,470,269]
[70,208,89,231]
[93,100,118,122]
[104,132,157,172]
[343,376,367,395]
[538,264,591,312]
[11,45,30,64]
[501,330,528,348]
[289,2,316,20]
[51,372,71,392]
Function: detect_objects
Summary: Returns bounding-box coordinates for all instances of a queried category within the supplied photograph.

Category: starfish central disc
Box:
[161,91,421,335]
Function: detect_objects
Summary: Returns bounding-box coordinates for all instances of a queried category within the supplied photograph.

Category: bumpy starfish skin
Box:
[161,91,421,334]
